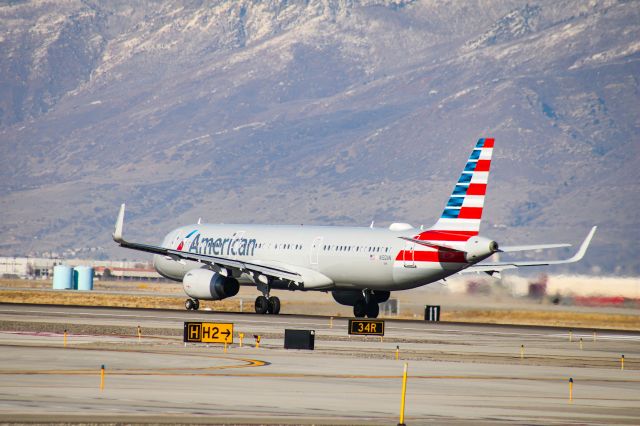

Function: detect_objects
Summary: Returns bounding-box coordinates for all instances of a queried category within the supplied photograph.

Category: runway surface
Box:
[0,303,639,424]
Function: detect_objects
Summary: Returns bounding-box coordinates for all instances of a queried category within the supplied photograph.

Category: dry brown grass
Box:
[0,290,239,311]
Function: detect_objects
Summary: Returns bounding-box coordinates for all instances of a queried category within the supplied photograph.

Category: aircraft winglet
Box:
[565,225,597,263]
[113,203,126,243]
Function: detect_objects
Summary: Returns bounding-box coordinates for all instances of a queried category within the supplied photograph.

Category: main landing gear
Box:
[353,300,379,318]
[254,281,280,314]
[353,289,380,318]
[185,298,200,311]
[254,295,281,315]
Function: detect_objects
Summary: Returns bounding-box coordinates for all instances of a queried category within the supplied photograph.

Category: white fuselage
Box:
[153,223,472,292]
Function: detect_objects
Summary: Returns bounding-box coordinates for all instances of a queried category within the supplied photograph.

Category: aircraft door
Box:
[403,241,416,268]
[310,237,323,266]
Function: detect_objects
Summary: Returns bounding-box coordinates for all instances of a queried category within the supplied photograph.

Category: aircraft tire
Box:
[185,299,195,310]
[353,300,367,318]
[255,296,269,314]
[193,299,200,311]
[268,296,281,314]
[365,301,379,318]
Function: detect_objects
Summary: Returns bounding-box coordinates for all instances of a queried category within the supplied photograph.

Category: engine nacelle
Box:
[464,236,499,262]
[332,290,390,306]
[183,268,239,300]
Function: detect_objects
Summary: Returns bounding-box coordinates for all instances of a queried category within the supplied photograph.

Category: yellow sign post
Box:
[398,362,408,425]
[348,319,385,336]
[100,365,105,391]
[183,322,234,344]
[569,377,573,402]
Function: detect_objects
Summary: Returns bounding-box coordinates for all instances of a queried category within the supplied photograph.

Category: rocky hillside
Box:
[0,0,638,274]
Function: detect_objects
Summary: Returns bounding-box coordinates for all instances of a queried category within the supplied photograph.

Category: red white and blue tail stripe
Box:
[429,137,494,235]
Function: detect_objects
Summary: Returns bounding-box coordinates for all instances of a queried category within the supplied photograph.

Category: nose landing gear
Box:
[185,298,200,311]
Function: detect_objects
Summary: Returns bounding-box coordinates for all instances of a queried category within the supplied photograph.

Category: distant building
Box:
[0,257,163,281]
[0,257,59,278]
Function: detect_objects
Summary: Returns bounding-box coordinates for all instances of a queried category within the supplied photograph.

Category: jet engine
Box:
[332,289,390,306]
[464,236,499,262]
[182,268,239,300]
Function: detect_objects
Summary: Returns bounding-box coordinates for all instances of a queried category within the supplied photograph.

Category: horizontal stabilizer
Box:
[463,226,597,274]
[499,243,571,253]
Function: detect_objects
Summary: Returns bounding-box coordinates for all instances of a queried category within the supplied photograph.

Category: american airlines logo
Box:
[184,232,258,257]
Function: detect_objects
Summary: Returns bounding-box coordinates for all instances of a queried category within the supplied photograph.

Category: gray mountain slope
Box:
[0,0,638,274]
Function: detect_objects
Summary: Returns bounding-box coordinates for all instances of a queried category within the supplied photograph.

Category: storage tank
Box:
[52,265,73,290]
[74,266,94,291]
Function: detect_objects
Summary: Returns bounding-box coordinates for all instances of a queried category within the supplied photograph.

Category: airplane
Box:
[112,137,596,318]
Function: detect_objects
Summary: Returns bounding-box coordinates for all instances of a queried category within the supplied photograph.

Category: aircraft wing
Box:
[112,204,302,283]
[463,226,597,276]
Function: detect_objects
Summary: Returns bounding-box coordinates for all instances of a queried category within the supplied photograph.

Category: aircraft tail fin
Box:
[429,137,494,235]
